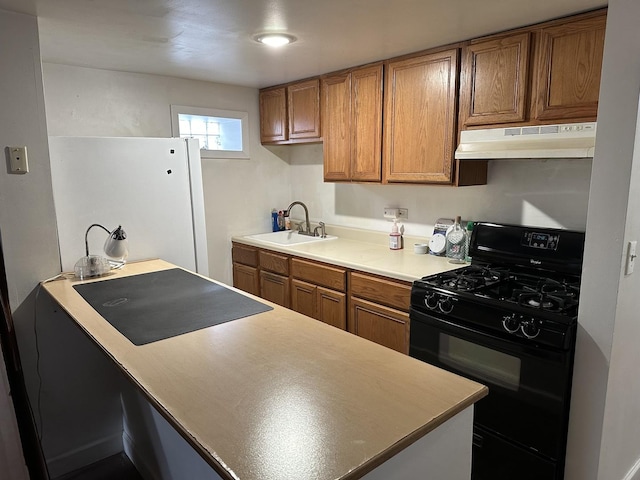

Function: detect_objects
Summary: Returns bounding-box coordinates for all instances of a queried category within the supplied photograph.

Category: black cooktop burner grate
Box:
[424,265,510,292]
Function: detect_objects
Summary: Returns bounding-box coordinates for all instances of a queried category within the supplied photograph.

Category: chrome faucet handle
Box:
[313,221,326,238]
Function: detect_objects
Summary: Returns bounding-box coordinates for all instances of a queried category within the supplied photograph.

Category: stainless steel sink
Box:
[246,231,337,246]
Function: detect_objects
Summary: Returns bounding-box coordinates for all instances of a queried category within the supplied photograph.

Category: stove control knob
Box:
[424,293,439,310]
[521,319,541,339]
[438,297,454,314]
[502,314,521,333]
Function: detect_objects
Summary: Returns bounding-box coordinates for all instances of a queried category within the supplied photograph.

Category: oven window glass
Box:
[439,334,521,391]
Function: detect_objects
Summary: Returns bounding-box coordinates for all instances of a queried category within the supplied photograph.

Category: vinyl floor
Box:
[53,452,143,480]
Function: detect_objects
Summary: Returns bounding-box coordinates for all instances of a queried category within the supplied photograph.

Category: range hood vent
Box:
[455,122,596,160]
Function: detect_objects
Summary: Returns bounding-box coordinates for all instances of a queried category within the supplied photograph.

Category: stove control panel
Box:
[502,314,541,339]
[522,231,559,250]
[423,292,456,314]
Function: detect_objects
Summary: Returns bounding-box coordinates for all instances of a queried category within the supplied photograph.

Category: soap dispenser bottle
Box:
[389,219,402,250]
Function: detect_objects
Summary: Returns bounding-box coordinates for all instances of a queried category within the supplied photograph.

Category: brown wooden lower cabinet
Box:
[317,287,347,330]
[349,297,410,354]
[232,263,259,297]
[291,278,316,318]
[291,278,347,330]
[232,243,410,352]
[260,270,290,308]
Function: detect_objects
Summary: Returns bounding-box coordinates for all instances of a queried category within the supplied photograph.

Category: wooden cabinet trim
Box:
[291,257,347,292]
[349,271,411,312]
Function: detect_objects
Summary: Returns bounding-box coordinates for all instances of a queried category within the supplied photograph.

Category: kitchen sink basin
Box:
[246,230,337,246]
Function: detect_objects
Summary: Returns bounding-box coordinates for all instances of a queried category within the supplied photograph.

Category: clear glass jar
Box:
[446,216,467,264]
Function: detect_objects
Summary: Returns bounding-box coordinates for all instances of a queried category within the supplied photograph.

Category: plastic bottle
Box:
[446,216,466,263]
[389,219,402,250]
[277,210,285,231]
[271,209,279,232]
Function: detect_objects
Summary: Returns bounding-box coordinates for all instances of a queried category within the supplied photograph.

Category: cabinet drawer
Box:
[259,250,290,275]
[291,258,346,292]
[232,243,258,267]
[349,271,411,312]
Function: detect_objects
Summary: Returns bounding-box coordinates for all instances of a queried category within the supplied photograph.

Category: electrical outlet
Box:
[8,146,28,174]
[384,207,408,220]
[384,208,399,219]
[626,240,637,275]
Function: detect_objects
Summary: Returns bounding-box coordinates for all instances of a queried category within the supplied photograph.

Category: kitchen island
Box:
[43,259,487,480]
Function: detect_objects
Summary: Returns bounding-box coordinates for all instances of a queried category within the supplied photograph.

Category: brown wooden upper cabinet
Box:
[459,9,606,128]
[322,64,383,182]
[533,11,606,122]
[259,79,321,144]
[459,32,532,127]
[383,48,459,184]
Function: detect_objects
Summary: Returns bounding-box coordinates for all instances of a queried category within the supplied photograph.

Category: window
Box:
[170,105,250,159]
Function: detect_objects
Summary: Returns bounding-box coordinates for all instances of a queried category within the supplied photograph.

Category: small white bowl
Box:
[414,243,428,254]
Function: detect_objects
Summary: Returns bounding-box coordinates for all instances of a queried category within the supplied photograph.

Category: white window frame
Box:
[170,105,250,159]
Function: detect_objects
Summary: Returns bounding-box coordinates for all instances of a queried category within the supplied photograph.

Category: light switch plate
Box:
[626,240,637,275]
[8,146,28,174]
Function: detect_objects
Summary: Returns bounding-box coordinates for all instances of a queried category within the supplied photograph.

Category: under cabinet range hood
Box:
[455,122,597,160]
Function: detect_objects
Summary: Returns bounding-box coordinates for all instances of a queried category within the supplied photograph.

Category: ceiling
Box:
[0,0,607,89]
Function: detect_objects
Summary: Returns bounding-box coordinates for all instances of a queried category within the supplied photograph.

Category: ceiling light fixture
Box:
[254,33,296,47]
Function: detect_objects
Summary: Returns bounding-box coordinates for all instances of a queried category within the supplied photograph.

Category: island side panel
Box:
[361,406,473,480]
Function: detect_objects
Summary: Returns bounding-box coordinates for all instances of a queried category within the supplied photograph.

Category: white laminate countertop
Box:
[43,259,487,480]
[232,225,463,283]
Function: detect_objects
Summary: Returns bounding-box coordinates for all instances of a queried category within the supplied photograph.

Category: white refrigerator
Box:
[49,136,208,276]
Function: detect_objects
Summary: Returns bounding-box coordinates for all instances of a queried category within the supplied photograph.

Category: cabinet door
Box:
[233,263,260,296]
[322,73,352,181]
[460,32,531,127]
[533,11,605,122]
[383,49,458,184]
[291,278,317,319]
[317,287,347,330]
[259,87,287,142]
[260,271,290,308]
[288,79,321,140]
[351,64,383,181]
[349,297,410,354]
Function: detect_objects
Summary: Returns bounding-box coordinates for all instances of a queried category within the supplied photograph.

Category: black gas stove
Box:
[411,223,584,350]
[409,222,586,480]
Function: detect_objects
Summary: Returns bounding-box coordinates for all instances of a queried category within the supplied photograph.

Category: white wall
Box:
[287,148,591,236]
[586,1,640,479]
[42,63,293,284]
[0,8,61,479]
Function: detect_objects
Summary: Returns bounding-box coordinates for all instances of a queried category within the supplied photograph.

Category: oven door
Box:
[409,307,574,464]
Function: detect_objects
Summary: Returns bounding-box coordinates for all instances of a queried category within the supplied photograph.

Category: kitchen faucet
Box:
[284,201,313,236]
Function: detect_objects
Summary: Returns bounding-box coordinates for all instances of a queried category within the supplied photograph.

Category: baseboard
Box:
[624,457,640,480]
[46,432,122,478]
[123,430,158,480]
